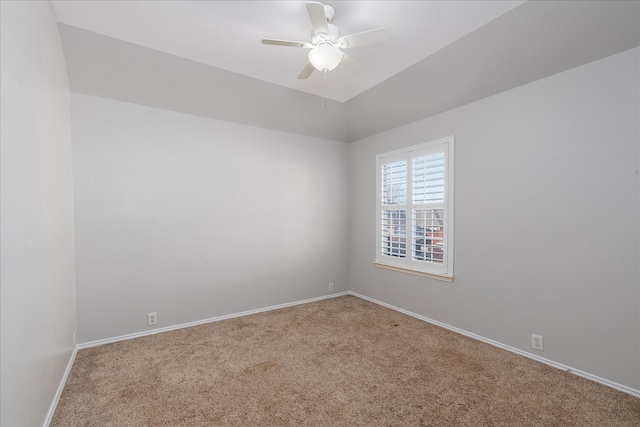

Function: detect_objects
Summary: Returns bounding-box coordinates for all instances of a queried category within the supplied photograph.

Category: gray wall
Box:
[71,94,350,343]
[0,2,77,425]
[349,48,640,390]
[2,6,638,426]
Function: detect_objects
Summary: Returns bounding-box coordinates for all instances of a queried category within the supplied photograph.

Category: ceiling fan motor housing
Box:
[311,23,341,47]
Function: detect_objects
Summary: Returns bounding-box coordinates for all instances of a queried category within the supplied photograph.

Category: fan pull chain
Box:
[324,70,327,109]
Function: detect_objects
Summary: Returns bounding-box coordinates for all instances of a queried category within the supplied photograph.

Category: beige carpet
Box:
[52,295,640,426]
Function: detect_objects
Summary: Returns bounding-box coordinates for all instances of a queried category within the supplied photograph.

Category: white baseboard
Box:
[43,345,79,427]
[47,289,638,426]
[78,292,349,350]
[348,291,640,399]
[47,292,348,425]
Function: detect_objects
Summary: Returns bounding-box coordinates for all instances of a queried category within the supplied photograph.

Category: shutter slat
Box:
[381,160,407,206]
[381,209,407,258]
[413,153,445,204]
[412,208,444,264]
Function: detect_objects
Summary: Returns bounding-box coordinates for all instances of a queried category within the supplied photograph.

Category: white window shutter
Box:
[375,136,454,279]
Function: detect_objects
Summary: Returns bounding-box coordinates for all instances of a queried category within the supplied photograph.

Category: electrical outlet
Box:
[329,282,334,292]
[147,312,157,326]
[532,334,543,351]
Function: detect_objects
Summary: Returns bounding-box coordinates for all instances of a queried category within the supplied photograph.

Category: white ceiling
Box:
[50,0,525,102]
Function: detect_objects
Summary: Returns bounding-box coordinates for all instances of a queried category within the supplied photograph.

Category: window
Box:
[375,136,454,281]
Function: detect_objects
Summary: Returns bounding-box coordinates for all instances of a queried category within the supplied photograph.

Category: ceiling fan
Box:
[262,1,388,79]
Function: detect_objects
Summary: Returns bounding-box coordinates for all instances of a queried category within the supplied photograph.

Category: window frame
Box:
[375,136,454,281]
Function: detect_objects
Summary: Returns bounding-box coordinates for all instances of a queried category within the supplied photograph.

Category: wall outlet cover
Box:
[532,334,543,351]
[147,312,157,325]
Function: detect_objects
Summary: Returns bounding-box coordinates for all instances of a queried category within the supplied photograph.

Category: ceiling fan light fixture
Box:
[308,44,344,73]
[262,2,388,79]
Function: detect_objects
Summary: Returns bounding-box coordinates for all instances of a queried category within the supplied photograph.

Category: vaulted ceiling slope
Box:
[346,0,640,141]
[52,0,525,102]
[56,1,639,143]
[58,23,350,142]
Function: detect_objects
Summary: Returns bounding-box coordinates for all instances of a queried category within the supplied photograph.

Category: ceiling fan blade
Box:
[306,1,329,35]
[338,27,388,48]
[262,39,312,48]
[340,53,366,75]
[297,62,316,79]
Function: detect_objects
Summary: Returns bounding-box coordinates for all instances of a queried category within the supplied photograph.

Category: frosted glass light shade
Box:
[308,45,344,72]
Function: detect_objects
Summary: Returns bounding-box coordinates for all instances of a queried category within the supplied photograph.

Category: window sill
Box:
[373,262,453,282]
